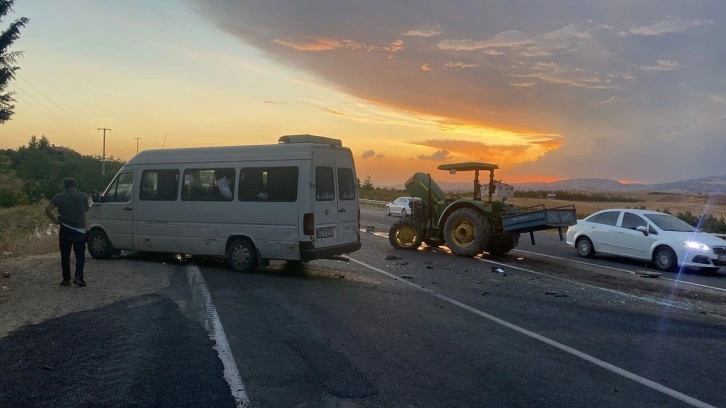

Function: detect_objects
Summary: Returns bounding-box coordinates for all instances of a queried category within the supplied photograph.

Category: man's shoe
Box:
[60,280,71,286]
[73,279,86,287]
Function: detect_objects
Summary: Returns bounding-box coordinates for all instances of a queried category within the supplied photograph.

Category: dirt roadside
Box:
[0,253,175,339]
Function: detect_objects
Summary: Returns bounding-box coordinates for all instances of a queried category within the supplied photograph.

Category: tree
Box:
[0,0,29,123]
[362,175,374,191]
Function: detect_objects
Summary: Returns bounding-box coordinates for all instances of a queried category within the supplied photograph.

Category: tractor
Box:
[388,162,576,256]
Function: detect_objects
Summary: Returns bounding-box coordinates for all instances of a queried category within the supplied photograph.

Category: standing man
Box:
[45,178,90,287]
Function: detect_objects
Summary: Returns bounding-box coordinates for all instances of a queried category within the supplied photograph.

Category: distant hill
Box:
[513,175,726,194]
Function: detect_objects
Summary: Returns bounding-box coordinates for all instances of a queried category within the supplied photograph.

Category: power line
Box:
[16,74,97,129]
[10,86,96,130]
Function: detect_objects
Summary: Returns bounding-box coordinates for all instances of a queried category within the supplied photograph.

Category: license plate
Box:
[719,255,726,261]
[316,228,335,238]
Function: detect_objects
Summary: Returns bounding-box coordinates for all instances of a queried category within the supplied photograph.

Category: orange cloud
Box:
[274,36,403,55]
[409,137,563,167]
[275,36,371,51]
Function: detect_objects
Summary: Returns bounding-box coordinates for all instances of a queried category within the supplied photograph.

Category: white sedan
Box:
[566,209,726,272]
[385,197,419,216]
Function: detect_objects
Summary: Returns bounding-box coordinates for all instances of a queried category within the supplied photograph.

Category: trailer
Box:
[501,204,577,244]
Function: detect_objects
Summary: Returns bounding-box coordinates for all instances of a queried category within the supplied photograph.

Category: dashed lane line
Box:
[346,256,717,408]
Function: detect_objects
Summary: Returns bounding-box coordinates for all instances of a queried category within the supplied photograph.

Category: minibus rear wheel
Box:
[227,238,257,273]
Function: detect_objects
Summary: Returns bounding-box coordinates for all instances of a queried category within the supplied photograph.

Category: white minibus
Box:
[86,134,361,272]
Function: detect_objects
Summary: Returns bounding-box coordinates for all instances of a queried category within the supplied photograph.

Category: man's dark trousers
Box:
[59,225,86,281]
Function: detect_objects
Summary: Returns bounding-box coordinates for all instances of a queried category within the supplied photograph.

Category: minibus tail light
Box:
[304,213,314,235]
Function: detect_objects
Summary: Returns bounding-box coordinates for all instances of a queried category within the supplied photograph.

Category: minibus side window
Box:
[182,168,235,201]
[337,168,356,200]
[103,172,134,203]
[239,166,298,202]
[315,167,335,201]
[140,169,179,201]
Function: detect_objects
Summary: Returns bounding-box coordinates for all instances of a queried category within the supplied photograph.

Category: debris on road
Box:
[491,267,505,274]
[635,270,660,278]
[385,255,401,260]
[401,275,414,280]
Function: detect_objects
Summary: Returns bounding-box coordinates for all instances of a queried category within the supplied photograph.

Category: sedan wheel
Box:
[575,236,595,258]
[653,246,677,272]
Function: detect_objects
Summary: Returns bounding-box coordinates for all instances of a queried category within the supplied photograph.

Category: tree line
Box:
[514,190,642,202]
[0,135,124,207]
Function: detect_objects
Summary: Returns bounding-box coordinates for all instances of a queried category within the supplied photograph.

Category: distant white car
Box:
[566,209,726,272]
[385,197,419,217]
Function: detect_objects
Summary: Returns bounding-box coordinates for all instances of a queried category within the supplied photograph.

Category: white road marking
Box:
[186,265,249,408]
[347,256,717,408]
[513,248,726,293]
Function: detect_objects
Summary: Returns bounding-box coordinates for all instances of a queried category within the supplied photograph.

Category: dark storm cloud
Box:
[192,0,726,182]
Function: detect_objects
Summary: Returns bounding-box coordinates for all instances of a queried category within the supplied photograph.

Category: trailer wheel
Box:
[424,238,444,248]
[485,232,517,255]
[444,208,492,256]
[227,238,258,273]
[389,221,422,249]
[87,229,113,259]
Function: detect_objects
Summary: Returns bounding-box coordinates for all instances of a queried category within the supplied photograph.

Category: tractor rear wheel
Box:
[389,221,422,249]
[443,208,492,256]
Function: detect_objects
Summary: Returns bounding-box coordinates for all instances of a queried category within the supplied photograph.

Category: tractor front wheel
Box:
[389,221,422,249]
[443,208,492,256]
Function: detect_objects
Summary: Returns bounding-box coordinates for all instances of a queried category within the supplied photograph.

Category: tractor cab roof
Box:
[437,162,499,172]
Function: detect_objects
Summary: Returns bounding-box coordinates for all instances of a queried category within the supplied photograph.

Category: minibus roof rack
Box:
[279,134,343,147]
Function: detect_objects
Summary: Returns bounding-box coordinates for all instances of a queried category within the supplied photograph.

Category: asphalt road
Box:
[2,209,726,407]
[363,207,726,291]
[200,223,726,407]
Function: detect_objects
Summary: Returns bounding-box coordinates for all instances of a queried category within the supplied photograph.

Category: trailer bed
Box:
[501,204,576,244]
[501,204,576,233]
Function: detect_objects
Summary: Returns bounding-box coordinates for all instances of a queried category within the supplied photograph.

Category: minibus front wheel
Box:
[87,229,113,259]
[227,238,257,273]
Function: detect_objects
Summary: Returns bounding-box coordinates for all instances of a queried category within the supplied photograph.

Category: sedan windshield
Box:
[644,213,696,232]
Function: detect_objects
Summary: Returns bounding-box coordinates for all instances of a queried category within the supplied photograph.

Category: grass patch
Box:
[0,202,58,260]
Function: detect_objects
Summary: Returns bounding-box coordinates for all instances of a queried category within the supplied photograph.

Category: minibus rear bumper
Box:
[300,242,362,261]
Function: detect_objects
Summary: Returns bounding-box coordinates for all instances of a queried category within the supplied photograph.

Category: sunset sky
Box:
[2,0,725,187]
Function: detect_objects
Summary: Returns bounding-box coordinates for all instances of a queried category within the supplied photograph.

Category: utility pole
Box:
[98,127,111,175]
[134,137,142,154]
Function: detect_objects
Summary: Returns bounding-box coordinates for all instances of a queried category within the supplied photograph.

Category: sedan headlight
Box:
[682,240,710,251]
